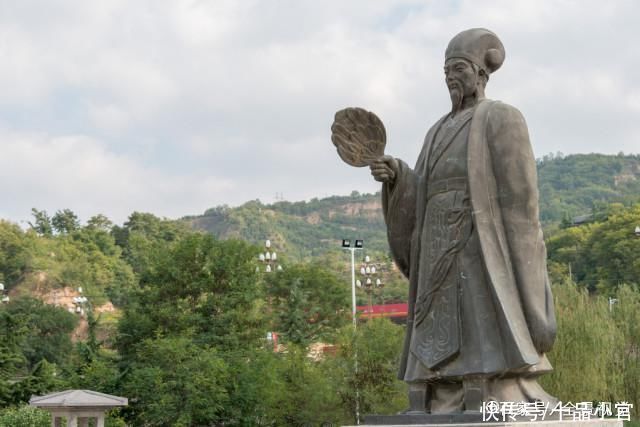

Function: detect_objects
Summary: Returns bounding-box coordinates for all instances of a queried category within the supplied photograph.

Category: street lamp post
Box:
[341,238,363,425]
[341,239,363,327]
[258,239,283,273]
[356,255,384,319]
[258,239,283,352]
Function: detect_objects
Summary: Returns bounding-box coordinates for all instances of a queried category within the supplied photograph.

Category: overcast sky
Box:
[0,0,638,225]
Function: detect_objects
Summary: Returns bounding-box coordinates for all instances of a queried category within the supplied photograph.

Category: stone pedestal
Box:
[347,417,624,427]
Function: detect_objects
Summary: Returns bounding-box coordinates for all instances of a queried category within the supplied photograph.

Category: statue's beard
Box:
[448,80,478,113]
[449,86,464,112]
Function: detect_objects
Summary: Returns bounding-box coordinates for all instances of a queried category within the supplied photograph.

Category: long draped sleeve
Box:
[381,160,418,279]
[486,103,557,353]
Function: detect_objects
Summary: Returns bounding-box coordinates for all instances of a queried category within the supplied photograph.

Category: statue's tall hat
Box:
[445,28,505,74]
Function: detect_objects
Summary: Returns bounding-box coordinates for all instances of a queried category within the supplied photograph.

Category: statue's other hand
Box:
[370,155,398,183]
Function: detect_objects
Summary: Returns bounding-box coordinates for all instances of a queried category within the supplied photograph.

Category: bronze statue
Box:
[331,28,557,414]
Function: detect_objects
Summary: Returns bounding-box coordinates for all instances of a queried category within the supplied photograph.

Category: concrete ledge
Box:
[347,416,624,427]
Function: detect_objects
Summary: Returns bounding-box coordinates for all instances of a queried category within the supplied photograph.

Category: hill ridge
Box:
[184,153,640,260]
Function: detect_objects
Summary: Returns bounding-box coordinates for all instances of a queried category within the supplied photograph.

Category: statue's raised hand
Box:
[331,107,386,167]
[370,155,398,184]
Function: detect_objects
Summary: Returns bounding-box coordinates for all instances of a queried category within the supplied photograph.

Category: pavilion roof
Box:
[30,390,127,408]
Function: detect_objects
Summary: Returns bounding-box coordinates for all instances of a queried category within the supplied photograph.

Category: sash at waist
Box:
[426,176,467,201]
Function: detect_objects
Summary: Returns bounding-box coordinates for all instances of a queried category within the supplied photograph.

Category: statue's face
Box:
[444,58,478,105]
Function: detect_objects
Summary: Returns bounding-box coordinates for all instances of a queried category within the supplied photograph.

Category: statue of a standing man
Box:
[369,28,557,414]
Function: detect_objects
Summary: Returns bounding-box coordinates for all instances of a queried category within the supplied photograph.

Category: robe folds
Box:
[382,99,556,382]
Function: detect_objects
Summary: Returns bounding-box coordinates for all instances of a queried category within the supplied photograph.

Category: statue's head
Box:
[444,28,505,110]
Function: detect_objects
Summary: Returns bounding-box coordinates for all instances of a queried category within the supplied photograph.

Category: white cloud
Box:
[0,128,234,224]
[87,103,131,133]
[0,0,638,224]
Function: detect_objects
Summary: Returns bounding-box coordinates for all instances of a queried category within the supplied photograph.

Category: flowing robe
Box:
[382,100,556,385]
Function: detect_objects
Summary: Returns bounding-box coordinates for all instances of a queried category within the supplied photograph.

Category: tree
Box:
[4,297,77,369]
[116,234,268,356]
[611,285,640,417]
[581,204,640,289]
[0,309,28,406]
[0,304,65,407]
[113,235,310,424]
[546,203,640,292]
[86,214,113,232]
[121,337,230,426]
[111,212,191,276]
[51,209,80,234]
[70,357,121,396]
[28,209,52,237]
[260,346,341,426]
[324,318,407,424]
[278,279,310,346]
[266,263,350,346]
[540,281,623,403]
[0,221,33,288]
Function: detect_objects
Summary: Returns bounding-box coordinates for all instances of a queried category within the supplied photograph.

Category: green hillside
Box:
[538,152,640,224]
[185,153,640,258]
[183,192,388,261]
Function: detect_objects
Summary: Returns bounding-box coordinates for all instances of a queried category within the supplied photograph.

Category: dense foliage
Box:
[0,302,70,406]
[264,263,350,345]
[537,153,640,224]
[540,282,640,416]
[0,217,135,306]
[546,203,640,291]
[1,180,640,424]
[0,406,50,427]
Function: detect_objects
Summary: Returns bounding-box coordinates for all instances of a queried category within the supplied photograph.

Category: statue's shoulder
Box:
[476,100,532,156]
[483,100,527,124]
[478,100,529,139]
